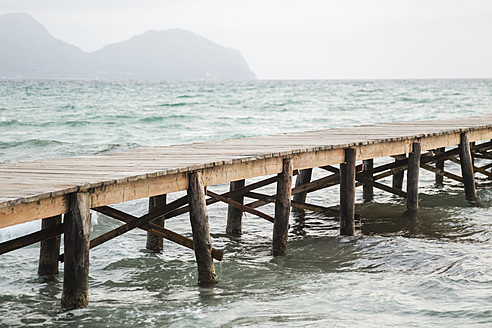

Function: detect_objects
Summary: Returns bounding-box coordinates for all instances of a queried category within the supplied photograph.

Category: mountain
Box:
[0,13,256,80]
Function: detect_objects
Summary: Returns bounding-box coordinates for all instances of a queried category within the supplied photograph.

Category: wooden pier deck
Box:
[1,113,492,308]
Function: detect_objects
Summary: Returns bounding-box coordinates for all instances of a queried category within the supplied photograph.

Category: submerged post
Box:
[38,215,62,276]
[292,168,312,207]
[226,179,245,236]
[272,158,293,256]
[340,148,356,236]
[435,147,445,186]
[146,194,167,252]
[61,193,91,309]
[187,171,217,285]
[362,159,374,202]
[459,133,478,206]
[406,142,421,212]
[392,155,406,190]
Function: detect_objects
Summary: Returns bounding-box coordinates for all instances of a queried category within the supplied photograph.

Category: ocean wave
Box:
[0,139,66,150]
[139,115,190,123]
[158,102,199,107]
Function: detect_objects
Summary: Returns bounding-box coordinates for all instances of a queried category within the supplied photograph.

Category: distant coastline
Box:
[0,13,256,80]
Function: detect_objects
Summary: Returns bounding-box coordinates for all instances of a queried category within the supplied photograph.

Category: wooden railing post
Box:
[459,133,478,206]
[146,194,166,252]
[38,215,62,276]
[187,171,217,285]
[362,159,374,202]
[272,158,293,256]
[61,193,91,309]
[226,179,245,236]
[340,148,356,236]
[406,142,421,212]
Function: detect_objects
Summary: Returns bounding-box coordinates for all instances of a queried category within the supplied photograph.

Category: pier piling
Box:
[38,215,62,276]
[146,194,166,252]
[362,159,374,202]
[340,148,356,236]
[61,193,91,309]
[406,142,421,212]
[392,155,406,190]
[226,180,245,236]
[293,168,313,207]
[435,147,446,186]
[459,133,479,206]
[188,171,217,285]
[272,158,293,256]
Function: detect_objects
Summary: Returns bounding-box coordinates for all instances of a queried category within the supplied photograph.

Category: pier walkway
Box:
[1,114,492,308]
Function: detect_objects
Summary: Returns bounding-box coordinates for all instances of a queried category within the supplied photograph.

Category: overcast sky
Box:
[1,0,491,79]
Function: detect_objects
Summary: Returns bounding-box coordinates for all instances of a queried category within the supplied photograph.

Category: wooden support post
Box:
[392,155,406,190]
[187,171,217,286]
[340,148,356,236]
[146,194,166,252]
[292,168,312,206]
[61,193,91,309]
[38,215,62,276]
[272,158,293,256]
[362,159,374,202]
[226,179,245,236]
[459,133,479,206]
[435,147,445,186]
[406,143,421,212]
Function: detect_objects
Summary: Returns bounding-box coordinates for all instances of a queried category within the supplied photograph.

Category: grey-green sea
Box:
[1,79,492,327]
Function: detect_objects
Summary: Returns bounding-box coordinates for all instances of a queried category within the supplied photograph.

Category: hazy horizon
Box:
[1,0,491,79]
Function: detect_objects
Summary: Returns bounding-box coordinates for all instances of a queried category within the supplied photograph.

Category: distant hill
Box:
[0,13,256,80]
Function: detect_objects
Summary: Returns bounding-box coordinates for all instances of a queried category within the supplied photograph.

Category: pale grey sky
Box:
[1,0,491,79]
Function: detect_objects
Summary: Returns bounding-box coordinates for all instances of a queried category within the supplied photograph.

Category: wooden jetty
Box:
[1,114,492,308]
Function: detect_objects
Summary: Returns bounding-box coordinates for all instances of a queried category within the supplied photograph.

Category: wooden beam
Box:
[165,175,278,220]
[206,190,274,223]
[93,206,224,261]
[0,221,63,255]
[187,171,217,285]
[59,194,189,262]
[146,194,166,252]
[38,215,62,276]
[340,148,356,236]
[272,158,293,256]
[226,180,245,236]
[406,143,421,212]
[362,159,374,202]
[420,163,463,183]
[62,192,91,309]
[459,133,479,206]
[246,191,343,218]
[448,157,492,179]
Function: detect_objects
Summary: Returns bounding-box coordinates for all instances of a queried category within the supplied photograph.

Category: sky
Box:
[1,0,491,79]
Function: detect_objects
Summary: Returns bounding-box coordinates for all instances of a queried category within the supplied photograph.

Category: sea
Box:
[0,79,491,327]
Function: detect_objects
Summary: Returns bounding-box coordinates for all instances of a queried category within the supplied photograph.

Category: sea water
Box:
[0,79,491,327]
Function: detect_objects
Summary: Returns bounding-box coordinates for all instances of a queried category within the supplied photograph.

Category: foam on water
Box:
[0,80,491,327]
